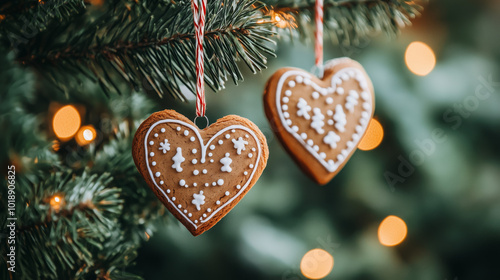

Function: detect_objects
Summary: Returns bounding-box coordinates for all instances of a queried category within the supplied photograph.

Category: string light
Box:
[405,41,436,76]
[75,125,97,146]
[50,195,64,212]
[52,105,81,141]
[358,119,384,151]
[300,249,334,279]
[269,10,297,29]
[378,215,408,246]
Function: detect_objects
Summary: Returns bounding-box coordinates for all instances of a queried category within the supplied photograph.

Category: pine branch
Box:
[16,0,276,101]
[265,0,424,46]
[0,0,87,48]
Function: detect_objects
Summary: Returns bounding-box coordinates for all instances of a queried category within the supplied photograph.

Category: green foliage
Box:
[267,0,424,46]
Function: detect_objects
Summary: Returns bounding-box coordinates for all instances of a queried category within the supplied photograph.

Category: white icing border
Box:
[275,64,373,173]
[144,120,261,229]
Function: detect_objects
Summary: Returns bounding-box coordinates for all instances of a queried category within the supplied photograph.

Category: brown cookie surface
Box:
[132,110,269,236]
[263,58,375,185]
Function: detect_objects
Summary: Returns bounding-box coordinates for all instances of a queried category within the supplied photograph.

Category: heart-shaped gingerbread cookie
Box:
[133,110,268,236]
[263,58,375,185]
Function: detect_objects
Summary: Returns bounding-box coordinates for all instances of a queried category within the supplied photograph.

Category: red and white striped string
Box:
[192,0,207,117]
[315,0,324,69]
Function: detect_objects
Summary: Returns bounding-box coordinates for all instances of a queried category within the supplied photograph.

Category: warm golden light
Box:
[75,125,97,146]
[53,105,81,140]
[300,249,334,279]
[378,215,408,246]
[358,119,384,151]
[50,195,63,211]
[405,41,436,76]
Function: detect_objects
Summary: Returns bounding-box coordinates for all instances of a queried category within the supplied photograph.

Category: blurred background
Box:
[134,0,500,279]
[1,0,500,279]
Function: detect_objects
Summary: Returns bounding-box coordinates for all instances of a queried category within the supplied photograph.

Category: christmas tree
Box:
[2,0,499,279]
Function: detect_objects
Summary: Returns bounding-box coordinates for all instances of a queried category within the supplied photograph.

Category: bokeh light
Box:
[405,41,436,76]
[52,105,81,140]
[75,125,97,146]
[378,215,408,247]
[49,195,63,212]
[358,119,384,151]
[300,249,334,279]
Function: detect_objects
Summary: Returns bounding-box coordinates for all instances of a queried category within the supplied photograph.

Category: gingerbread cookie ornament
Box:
[132,0,268,235]
[264,58,374,185]
[263,0,375,185]
[133,110,268,236]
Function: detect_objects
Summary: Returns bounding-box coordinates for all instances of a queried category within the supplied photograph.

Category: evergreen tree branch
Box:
[265,0,424,46]
[16,0,276,100]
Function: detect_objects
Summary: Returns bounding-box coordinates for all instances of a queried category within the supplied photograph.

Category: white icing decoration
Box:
[210,145,215,150]
[282,97,289,103]
[244,171,248,175]
[282,104,288,111]
[205,183,209,187]
[218,140,223,145]
[160,180,164,184]
[288,80,296,87]
[193,183,197,187]
[208,152,213,157]
[231,129,235,133]
[184,210,188,213]
[152,161,156,166]
[154,133,158,138]
[193,170,199,175]
[296,76,304,83]
[167,189,171,193]
[144,121,262,228]
[320,153,326,159]
[171,147,185,172]
[192,159,197,164]
[273,64,373,173]
[236,185,241,189]
[225,134,230,139]
[207,208,211,212]
[188,213,192,217]
[184,130,189,136]
[210,159,214,163]
[284,112,290,118]
[203,213,207,218]
[217,179,224,186]
[220,153,232,172]
[159,139,170,153]
[178,204,182,209]
[190,136,195,142]
[312,92,320,99]
[179,179,186,186]
[149,141,154,145]
[345,90,359,113]
[212,182,216,186]
[334,105,347,133]
[225,191,230,196]
[161,128,166,133]
[314,145,319,151]
[324,131,341,149]
[296,98,311,120]
[307,139,313,146]
[249,164,254,168]
[286,120,292,126]
[216,201,221,205]
[248,153,253,158]
[176,127,181,131]
[150,152,155,157]
[155,172,160,177]
[252,148,256,152]
[326,97,333,104]
[192,148,197,154]
[232,137,248,155]
[311,108,325,134]
[192,191,205,211]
